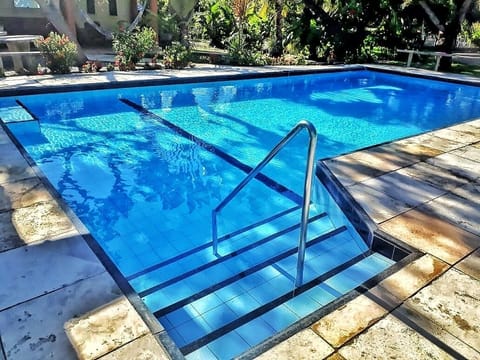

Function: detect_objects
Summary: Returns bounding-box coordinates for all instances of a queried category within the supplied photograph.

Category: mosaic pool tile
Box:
[261,305,298,332]
[236,317,276,347]
[207,331,250,359]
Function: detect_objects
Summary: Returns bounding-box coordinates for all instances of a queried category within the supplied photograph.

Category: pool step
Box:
[126,205,304,282]
[183,251,393,359]
[149,225,348,316]
[129,206,332,293]
[153,228,393,358]
[0,99,37,123]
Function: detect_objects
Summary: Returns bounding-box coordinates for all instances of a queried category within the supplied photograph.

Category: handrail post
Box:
[212,210,219,256]
[295,124,317,287]
[211,120,317,288]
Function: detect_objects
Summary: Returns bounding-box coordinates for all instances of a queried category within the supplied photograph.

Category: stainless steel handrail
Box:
[211,120,317,287]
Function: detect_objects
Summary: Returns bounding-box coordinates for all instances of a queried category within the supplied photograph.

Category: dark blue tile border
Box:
[120,98,303,206]
[153,225,346,318]
[180,249,369,355]
[126,205,302,282]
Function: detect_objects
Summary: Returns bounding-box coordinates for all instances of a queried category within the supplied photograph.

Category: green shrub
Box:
[162,42,192,69]
[35,32,78,74]
[112,27,157,70]
[470,22,480,47]
[226,36,266,66]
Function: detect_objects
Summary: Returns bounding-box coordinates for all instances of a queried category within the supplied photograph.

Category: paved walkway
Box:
[0,65,479,359]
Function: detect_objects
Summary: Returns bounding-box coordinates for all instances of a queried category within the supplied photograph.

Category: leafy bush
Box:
[162,42,191,69]
[470,22,480,47]
[226,36,266,66]
[35,32,78,74]
[112,27,157,70]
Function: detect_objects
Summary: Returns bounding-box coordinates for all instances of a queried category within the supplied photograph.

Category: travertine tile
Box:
[0,211,25,252]
[402,134,463,152]
[338,315,453,360]
[449,182,480,203]
[405,269,480,351]
[0,130,11,145]
[346,146,416,173]
[11,200,78,244]
[311,295,387,348]
[374,254,448,302]
[380,209,479,264]
[0,178,53,211]
[98,334,169,360]
[388,141,443,160]
[255,329,334,360]
[449,122,480,137]
[451,145,480,163]
[0,143,36,183]
[346,183,410,223]
[433,128,479,144]
[324,157,383,186]
[396,161,470,192]
[468,119,480,128]
[65,297,150,360]
[0,272,122,360]
[324,353,345,360]
[393,305,480,360]
[360,171,445,208]
[421,193,480,237]
[426,152,480,181]
[0,235,105,310]
[455,248,480,281]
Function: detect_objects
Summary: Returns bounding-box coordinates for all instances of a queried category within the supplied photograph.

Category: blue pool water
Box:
[2,70,480,358]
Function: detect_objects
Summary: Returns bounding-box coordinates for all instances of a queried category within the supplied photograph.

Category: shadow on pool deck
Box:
[0,64,479,360]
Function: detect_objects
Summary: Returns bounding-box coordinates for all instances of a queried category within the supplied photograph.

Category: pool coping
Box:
[0,64,479,359]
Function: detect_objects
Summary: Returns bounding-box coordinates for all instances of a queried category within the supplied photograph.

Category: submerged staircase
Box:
[127,121,396,359]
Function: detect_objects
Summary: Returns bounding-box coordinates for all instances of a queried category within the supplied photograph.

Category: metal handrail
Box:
[211,120,317,287]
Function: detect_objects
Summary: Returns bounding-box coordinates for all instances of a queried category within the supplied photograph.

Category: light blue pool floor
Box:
[1,91,396,359]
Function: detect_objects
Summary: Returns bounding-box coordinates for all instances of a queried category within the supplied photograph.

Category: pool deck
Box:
[0,64,479,360]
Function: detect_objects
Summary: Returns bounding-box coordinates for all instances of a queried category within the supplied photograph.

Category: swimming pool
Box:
[1,69,480,358]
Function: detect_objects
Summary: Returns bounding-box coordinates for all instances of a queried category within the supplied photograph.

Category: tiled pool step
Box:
[0,99,36,123]
[150,225,348,316]
[129,206,332,291]
[178,250,393,359]
[125,205,304,282]
[129,206,393,359]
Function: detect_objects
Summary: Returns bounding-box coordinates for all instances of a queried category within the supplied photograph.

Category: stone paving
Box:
[0,65,479,359]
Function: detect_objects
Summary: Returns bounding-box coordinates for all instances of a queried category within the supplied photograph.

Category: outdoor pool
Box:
[1,69,480,359]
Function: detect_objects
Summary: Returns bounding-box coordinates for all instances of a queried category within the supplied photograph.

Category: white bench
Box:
[0,51,42,74]
[397,49,453,71]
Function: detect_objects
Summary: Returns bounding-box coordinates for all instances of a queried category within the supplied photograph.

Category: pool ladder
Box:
[212,120,317,287]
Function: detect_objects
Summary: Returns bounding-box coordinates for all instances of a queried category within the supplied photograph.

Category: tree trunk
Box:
[149,0,159,41]
[439,0,473,71]
[271,0,283,57]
